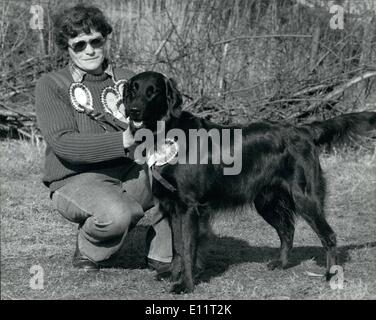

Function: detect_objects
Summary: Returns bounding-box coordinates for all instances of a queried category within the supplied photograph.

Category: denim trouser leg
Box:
[52,164,172,264]
[146,202,173,263]
[123,166,172,263]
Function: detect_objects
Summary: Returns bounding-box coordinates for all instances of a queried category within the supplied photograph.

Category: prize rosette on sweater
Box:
[69,83,94,112]
[69,80,129,131]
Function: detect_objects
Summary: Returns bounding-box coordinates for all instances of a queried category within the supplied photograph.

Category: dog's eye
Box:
[124,82,139,99]
[146,85,157,99]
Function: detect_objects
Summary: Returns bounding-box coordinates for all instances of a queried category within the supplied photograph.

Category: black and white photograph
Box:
[1,0,376,303]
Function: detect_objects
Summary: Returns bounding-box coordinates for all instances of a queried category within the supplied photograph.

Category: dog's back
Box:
[158,112,321,208]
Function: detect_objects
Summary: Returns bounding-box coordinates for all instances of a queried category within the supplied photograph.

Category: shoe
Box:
[146,257,171,275]
[72,241,99,271]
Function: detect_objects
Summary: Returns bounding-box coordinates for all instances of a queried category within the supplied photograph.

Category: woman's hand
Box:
[122,125,135,149]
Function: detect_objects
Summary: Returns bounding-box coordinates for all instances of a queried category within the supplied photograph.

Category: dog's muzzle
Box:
[129,108,144,129]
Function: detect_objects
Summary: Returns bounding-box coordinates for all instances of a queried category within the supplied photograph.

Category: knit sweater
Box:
[35,65,135,192]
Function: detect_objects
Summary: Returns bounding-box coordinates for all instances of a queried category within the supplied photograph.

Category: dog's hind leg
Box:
[293,191,338,280]
[254,188,295,270]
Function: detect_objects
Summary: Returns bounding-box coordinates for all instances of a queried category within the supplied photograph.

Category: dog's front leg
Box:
[169,203,183,284]
[170,205,199,294]
[194,211,210,280]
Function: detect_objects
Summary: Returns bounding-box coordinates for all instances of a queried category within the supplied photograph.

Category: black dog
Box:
[124,71,376,294]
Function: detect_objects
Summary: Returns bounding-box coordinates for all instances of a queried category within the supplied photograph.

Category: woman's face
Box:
[67,30,106,74]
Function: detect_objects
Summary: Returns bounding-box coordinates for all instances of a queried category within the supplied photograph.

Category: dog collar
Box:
[150,166,177,193]
[147,138,179,193]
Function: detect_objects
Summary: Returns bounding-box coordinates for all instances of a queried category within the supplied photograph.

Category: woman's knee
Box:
[82,199,144,240]
[52,189,92,224]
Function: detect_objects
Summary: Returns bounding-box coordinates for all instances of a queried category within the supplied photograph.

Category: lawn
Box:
[1,139,375,300]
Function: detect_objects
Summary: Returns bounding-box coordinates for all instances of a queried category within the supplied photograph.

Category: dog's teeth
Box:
[132,121,143,128]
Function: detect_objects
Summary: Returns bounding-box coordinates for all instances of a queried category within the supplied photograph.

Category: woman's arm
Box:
[35,74,129,164]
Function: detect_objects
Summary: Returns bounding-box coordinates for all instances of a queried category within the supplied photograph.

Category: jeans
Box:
[51,163,172,263]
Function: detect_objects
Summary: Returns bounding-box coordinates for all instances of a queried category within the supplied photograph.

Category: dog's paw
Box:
[170,282,194,294]
[324,269,338,282]
[267,260,293,270]
[267,260,283,270]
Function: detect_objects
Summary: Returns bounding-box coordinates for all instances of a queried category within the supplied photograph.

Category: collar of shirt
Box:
[69,58,115,83]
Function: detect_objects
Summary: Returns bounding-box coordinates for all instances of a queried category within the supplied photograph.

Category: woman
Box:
[35,4,171,273]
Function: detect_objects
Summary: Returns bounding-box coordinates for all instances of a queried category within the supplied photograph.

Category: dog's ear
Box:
[123,81,130,117]
[165,77,182,118]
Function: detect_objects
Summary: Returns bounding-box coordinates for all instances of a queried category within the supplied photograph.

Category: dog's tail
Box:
[302,111,376,147]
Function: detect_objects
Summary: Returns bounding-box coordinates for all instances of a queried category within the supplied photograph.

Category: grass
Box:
[1,139,375,300]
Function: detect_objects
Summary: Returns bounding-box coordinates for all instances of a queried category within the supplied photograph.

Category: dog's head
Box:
[123,71,182,132]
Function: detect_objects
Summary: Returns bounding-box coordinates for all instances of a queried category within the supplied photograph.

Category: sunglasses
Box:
[68,37,106,53]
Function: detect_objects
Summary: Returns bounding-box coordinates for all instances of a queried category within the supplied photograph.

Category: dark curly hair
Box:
[54,4,113,50]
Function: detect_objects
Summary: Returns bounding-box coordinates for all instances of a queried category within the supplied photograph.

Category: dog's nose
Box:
[130,107,141,118]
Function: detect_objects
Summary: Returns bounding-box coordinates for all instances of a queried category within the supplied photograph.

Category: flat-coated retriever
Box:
[124,71,376,293]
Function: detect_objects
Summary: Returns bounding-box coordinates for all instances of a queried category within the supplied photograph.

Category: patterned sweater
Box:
[35,65,135,192]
